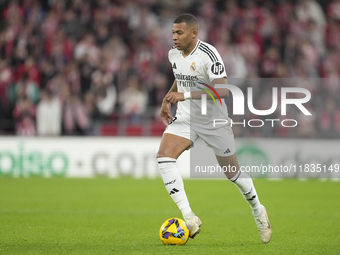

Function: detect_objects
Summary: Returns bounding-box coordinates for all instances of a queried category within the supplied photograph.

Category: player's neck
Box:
[182,39,198,58]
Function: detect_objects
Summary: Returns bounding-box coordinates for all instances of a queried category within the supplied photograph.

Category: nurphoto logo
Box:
[199,83,312,128]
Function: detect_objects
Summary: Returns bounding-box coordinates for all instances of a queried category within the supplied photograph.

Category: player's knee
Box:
[156,148,165,158]
[157,148,176,159]
[157,151,170,159]
[224,169,239,180]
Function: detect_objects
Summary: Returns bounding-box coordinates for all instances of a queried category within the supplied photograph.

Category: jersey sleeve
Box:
[203,45,227,82]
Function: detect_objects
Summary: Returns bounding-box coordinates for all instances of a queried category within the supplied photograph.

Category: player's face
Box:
[172,22,195,52]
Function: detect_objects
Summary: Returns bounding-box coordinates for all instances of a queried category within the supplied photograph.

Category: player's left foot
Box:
[184,213,202,239]
[254,205,272,244]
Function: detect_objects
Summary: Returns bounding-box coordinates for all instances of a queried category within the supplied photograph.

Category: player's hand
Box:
[160,100,173,126]
[165,92,185,104]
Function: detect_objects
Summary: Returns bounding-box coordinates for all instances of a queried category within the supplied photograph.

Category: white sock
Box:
[157,157,192,218]
[230,171,262,216]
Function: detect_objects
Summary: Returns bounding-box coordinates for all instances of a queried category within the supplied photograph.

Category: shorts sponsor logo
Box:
[224,149,231,154]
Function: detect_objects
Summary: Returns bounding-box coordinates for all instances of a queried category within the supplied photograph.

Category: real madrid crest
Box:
[190,62,196,72]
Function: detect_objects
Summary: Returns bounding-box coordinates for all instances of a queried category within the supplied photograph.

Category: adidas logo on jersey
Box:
[172,63,177,69]
[169,188,179,195]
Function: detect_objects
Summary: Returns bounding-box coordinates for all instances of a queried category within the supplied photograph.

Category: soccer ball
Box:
[159,217,189,245]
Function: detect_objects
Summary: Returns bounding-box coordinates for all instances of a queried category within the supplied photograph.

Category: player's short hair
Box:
[174,13,198,29]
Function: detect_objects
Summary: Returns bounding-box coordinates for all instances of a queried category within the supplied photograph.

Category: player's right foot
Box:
[254,205,272,244]
[184,213,202,239]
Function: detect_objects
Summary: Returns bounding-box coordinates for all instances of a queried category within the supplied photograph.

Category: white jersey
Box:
[168,39,230,128]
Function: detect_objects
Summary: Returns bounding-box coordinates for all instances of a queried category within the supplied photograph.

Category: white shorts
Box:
[163,117,236,157]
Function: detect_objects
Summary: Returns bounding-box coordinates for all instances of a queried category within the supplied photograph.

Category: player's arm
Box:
[160,80,178,126]
[190,77,229,99]
[165,77,229,103]
[211,77,229,98]
[165,79,178,94]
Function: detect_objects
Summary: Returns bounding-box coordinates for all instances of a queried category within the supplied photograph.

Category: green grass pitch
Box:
[1,178,339,254]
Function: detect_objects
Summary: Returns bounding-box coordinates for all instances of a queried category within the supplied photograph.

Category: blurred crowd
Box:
[0,0,340,138]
